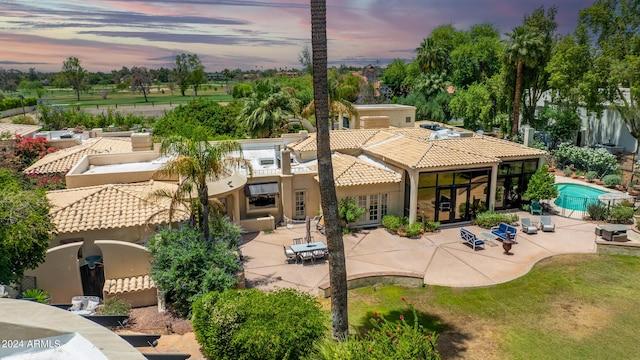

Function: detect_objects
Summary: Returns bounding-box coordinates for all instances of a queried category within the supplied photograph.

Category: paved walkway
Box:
[240,211,599,295]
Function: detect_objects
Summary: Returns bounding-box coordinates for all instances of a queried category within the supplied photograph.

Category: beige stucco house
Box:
[24,116,546,305]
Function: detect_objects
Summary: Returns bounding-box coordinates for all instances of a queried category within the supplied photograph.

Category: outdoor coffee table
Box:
[479,232,499,247]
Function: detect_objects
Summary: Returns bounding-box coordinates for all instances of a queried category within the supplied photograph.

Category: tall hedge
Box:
[192,288,326,360]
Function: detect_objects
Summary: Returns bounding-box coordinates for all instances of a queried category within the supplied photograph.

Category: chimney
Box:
[131,132,152,151]
[280,148,291,175]
[523,126,535,148]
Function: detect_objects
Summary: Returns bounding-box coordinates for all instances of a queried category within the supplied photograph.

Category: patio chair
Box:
[521,218,538,234]
[293,238,304,245]
[298,251,314,264]
[313,249,326,261]
[540,216,555,232]
[283,245,296,263]
[530,200,543,215]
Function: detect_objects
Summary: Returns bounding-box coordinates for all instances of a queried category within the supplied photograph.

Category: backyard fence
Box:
[554,193,635,220]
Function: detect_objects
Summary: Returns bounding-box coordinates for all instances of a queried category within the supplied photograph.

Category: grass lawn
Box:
[328,254,640,359]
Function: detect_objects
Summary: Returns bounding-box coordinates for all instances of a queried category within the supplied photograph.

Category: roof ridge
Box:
[414,142,436,168]
[332,153,354,181]
[49,185,110,216]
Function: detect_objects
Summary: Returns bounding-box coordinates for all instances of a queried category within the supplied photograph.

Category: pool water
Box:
[554,183,607,211]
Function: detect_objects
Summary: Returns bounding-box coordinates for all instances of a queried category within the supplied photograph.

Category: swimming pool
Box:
[554,183,607,211]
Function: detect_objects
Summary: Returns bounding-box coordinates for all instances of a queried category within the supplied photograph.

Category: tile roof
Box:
[24,137,132,175]
[364,136,498,169]
[309,153,401,186]
[103,275,156,295]
[0,123,42,137]
[289,128,546,169]
[48,181,188,234]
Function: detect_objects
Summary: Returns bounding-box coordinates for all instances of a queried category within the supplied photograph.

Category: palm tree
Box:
[504,26,544,137]
[239,80,301,138]
[310,0,349,340]
[416,37,449,74]
[156,136,252,240]
[301,76,357,129]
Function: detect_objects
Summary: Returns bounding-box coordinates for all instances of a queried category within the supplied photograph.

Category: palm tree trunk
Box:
[512,58,524,137]
[311,0,349,340]
[200,184,210,240]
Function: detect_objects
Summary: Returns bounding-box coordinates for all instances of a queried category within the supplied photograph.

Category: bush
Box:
[20,289,49,303]
[405,222,423,237]
[312,299,440,360]
[192,288,326,360]
[587,202,608,221]
[602,174,621,188]
[147,226,243,317]
[586,171,598,181]
[382,214,403,232]
[524,164,558,201]
[424,221,440,232]
[553,143,618,177]
[563,167,573,177]
[338,196,365,228]
[610,203,634,223]
[473,211,519,229]
[97,297,131,316]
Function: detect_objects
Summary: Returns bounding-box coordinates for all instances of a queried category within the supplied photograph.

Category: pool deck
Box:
[240,211,600,295]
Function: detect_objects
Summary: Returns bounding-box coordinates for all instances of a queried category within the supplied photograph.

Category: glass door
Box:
[436,188,453,222]
[453,185,470,221]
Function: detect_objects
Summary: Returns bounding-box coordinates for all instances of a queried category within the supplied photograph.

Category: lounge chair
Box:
[530,200,543,215]
[540,216,555,232]
[283,245,296,263]
[521,218,538,234]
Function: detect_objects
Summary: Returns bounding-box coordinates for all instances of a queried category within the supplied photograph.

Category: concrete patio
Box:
[240,212,599,295]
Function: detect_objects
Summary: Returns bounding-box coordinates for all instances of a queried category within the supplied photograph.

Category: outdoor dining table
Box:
[290,241,327,254]
[599,224,629,242]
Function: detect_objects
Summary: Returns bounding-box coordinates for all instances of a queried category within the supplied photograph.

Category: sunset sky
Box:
[0,0,589,73]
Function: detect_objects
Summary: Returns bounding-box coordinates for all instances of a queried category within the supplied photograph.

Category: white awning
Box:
[245,182,279,196]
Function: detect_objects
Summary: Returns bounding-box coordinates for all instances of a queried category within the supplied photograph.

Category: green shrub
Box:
[97,297,131,316]
[382,214,403,232]
[148,226,242,317]
[192,288,326,360]
[610,203,634,223]
[521,204,531,212]
[473,211,519,229]
[405,222,423,237]
[424,221,440,232]
[553,143,619,176]
[312,300,440,360]
[338,196,366,228]
[563,167,573,177]
[602,174,621,188]
[587,202,608,221]
[586,171,598,181]
[20,289,49,303]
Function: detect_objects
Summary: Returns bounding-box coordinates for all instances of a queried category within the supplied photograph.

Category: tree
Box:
[241,89,301,138]
[574,0,640,151]
[382,59,410,98]
[188,54,207,96]
[0,169,56,285]
[60,57,87,101]
[310,0,349,340]
[503,26,544,136]
[298,44,313,75]
[130,66,151,102]
[524,164,558,201]
[173,54,190,96]
[148,225,242,317]
[157,136,252,241]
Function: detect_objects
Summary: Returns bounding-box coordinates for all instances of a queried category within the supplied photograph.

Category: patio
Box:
[240,212,599,295]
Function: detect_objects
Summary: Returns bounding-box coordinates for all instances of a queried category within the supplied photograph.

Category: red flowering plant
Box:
[14,135,56,167]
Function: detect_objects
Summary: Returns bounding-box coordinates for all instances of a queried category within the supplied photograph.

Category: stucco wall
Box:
[352,105,416,129]
[25,243,83,304]
[52,225,157,248]
[336,181,403,227]
[95,240,152,280]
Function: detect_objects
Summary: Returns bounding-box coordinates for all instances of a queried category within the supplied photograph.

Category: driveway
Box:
[240,212,598,295]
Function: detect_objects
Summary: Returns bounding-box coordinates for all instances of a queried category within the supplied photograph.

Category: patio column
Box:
[233,192,240,223]
[409,169,419,223]
[489,163,498,211]
[280,176,293,221]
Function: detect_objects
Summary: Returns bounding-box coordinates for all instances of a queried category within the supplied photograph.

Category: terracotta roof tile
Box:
[103,275,156,295]
[365,136,498,169]
[48,182,187,234]
[288,129,382,152]
[0,123,42,137]
[309,153,401,186]
[24,138,132,175]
